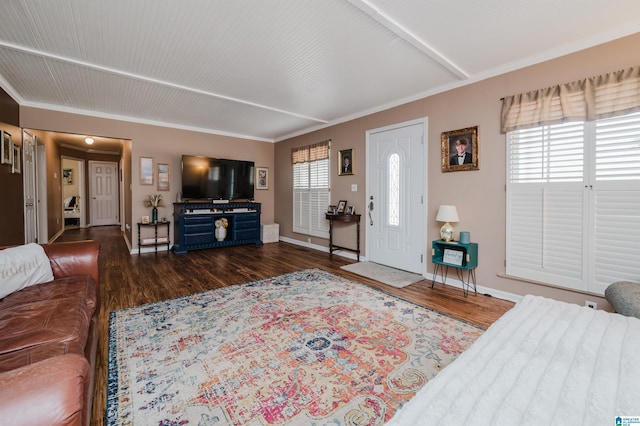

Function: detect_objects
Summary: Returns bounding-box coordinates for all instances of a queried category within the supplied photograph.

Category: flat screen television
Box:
[181,155,255,201]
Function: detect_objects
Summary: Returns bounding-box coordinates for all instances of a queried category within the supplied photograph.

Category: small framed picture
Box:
[338,149,354,176]
[443,248,465,266]
[157,163,170,191]
[256,166,269,190]
[346,206,355,215]
[1,131,12,165]
[337,200,348,214]
[63,168,73,185]
[328,205,337,214]
[12,144,21,174]
[441,126,479,172]
[141,215,150,224]
[140,157,154,185]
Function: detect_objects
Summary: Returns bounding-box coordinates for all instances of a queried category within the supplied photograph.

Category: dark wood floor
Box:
[55,226,515,426]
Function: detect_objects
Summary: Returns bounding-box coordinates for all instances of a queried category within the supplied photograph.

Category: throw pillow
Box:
[0,243,54,299]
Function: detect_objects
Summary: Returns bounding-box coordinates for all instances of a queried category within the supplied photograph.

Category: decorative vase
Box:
[215,226,227,241]
[152,207,158,223]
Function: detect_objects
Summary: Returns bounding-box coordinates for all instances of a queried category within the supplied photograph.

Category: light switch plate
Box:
[351,184,357,192]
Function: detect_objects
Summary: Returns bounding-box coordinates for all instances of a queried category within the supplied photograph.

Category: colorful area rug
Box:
[107,269,483,425]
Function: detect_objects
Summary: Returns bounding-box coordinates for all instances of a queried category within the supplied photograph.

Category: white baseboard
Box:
[431,273,522,304]
[278,236,366,262]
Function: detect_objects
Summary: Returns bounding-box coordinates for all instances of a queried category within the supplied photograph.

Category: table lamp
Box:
[436,205,459,242]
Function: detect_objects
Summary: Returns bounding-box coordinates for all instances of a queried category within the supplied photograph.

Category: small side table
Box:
[138,221,171,254]
[431,240,478,297]
[326,213,361,261]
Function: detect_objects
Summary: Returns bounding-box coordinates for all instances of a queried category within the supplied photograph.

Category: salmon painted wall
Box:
[19,108,275,249]
[274,32,640,308]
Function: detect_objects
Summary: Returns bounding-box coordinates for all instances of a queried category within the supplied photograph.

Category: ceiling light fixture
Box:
[85,137,94,145]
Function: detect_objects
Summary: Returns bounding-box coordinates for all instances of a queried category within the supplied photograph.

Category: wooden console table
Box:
[326,213,361,261]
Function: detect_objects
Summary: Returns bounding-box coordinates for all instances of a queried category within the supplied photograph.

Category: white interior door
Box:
[36,139,48,242]
[22,130,37,243]
[366,119,426,274]
[90,161,119,226]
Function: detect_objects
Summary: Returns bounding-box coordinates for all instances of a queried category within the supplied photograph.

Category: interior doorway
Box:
[89,160,120,226]
[61,157,85,229]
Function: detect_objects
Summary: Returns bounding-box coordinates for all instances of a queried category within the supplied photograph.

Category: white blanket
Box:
[387,295,640,426]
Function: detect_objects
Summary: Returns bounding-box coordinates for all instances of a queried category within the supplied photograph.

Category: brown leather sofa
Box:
[0,240,100,426]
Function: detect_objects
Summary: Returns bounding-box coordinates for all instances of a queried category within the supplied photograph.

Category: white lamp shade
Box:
[436,205,459,223]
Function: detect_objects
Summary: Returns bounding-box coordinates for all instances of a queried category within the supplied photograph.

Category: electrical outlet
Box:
[585,300,597,310]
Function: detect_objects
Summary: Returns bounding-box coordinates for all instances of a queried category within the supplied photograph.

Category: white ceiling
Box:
[1,0,640,143]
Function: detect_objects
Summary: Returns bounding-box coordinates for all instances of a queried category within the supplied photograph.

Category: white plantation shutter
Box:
[594,112,640,181]
[292,141,330,238]
[508,122,584,183]
[507,112,640,294]
[589,111,640,293]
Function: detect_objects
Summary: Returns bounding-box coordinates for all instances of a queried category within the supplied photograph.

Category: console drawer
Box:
[184,223,212,234]
[185,232,213,246]
[234,229,258,240]
[184,215,214,225]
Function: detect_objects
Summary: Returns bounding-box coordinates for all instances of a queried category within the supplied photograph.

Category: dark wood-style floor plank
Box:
[55,226,515,425]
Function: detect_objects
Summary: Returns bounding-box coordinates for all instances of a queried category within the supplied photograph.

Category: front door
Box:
[90,161,119,226]
[366,119,426,274]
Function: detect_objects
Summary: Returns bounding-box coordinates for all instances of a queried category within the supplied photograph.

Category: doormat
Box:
[340,261,424,288]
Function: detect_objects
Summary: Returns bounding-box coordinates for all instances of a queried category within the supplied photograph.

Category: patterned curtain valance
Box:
[291,140,330,164]
[500,66,640,133]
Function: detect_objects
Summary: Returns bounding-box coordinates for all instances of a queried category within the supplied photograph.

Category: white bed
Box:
[388,295,640,426]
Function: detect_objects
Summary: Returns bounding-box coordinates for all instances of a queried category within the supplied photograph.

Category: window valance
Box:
[291,140,330,164]
[500,66,640,133]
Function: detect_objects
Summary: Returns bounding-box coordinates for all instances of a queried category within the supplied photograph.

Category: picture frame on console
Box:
[140,157,154,185]
[256,167,269,190]
[441,126,479,173]
[337,200,347,214]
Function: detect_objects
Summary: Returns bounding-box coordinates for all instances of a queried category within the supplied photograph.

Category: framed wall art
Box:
[256,167,269,190]
[140,157,154,185]
[157,163,170,191]
[338,149,354,176]
[1,131,12,165]
[12,144,20,174]
[441,126,479,172]
[63,168,73,185]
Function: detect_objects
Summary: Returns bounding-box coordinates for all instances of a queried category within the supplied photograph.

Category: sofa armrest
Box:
[0,354,90,426]
[42,240,100,286]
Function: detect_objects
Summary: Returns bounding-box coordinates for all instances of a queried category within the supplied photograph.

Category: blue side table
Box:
[431,240,478,297]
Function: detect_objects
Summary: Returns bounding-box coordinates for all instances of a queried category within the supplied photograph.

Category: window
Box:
[292,141,330,238]
[506,111,640,294]
[388,153,400,226]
